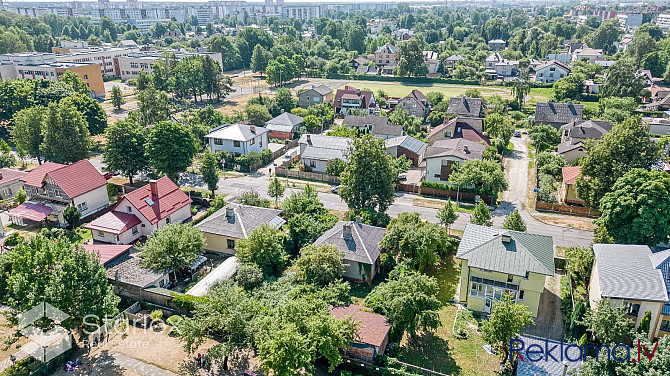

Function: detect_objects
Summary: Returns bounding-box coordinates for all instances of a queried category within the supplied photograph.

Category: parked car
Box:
[102,171,115,179]
[398,172,407,181]
[514,130,521,138]
[331,185,341,194]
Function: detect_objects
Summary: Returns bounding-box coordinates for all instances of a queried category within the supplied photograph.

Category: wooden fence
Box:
[397,184,493,204]
[535,200,600,218]
[275,167,340,184]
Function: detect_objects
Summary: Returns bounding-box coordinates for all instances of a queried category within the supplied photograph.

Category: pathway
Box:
[111,354,180,376]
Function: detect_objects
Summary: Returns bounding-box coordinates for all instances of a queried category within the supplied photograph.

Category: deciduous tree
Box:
[103,119,147,185]
[437,199,459,231]
[294,244,344,286]
[470,201,493,226]
[236,224,288,277]
[140,224,204,281]
[200,150,219,197]
[111,85,124,110]
[145,121,198,183]
[42,101,91,164]
[480,293,534,367]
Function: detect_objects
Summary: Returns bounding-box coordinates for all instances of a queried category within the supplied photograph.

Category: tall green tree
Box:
[11,106,45,164]
[579,298,633,345]
[528,124,561,151]
[110,85,124,110]
[145,121,198,183]
[267,177,285,207]
[470,201,493,226]
[502,210,526,232]
[250,44,271,74]
[598,169,670,246]
[396,39,428,77]
[61,93,108,135]
[236,224,288,277]
[136,86,170,126]
[275,88,296,114]
[339,135,396,215]
[59,71,90,94]
[294,244,344,286]
[139,223,204,281]
[601,58,645,98]
[449,159,508,197]
[42,101,91,164]
[480,293,534,367]
[200,150,219,197]
[103,119,147,185]
[364,266,441,340]
[437,199,459,231]
[577,117,661,206]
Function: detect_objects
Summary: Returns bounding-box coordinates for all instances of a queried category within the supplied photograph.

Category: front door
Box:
[484,297,492,314]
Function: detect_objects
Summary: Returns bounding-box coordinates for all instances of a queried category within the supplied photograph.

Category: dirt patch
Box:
[532,214,598,231]
[214,93,268,117]
[0,313,30,363]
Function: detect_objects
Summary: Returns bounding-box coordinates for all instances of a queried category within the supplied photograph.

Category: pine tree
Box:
[502,210,526,232]
[470,201,493,226]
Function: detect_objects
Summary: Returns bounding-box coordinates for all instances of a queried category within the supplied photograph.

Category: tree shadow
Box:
[425,257,460,303]
[399,332,461,375]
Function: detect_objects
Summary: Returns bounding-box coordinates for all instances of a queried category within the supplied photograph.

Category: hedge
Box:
[324,73,482,86]
[420,180,480,194]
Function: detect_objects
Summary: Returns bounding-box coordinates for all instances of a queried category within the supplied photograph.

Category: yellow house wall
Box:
[202,232,239,255]
[458,259,547,317]
[654,314,670,339]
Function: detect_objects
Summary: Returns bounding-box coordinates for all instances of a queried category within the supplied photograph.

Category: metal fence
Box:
[535,201,600,218]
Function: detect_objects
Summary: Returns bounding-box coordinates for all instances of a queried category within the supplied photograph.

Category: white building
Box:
[205,124,269,156]
[534,60,571,83]
[617,13,644,32]
[657,13,670,32]
[116,49,223,79]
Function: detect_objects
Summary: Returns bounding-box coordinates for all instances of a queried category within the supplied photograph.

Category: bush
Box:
[13,189,26,204]
[150,310,164,321]
[166,315,183,327]
[0,357,41,376]
[538,173,558,203]
[4,233,24,247]
[106,183,118,198]
[170,293,209,311]
[235,263,264,290]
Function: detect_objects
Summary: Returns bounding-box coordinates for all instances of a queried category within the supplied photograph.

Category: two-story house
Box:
[299,134,351,173]
[84,177,192,244]
[534,60,571,83]
[0,169,27,200]
[423,51,441,75]
[424,139,486,183]
[534,102,583,128]
[204,123,269,156]
[447,97,485,118]
[558,120,611,163]
[589,244,670,341]
[342,115,403,140]
[397,89,431,119]
[334,86,376,115]
[488,39,506,51]
[428,117,490,146]
[457,224,555,317]
[297,85,333,108]
[8,160,109,227]
[374,43,398,67]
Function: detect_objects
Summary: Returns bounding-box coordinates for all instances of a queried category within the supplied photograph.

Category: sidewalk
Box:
[111,353,180,376]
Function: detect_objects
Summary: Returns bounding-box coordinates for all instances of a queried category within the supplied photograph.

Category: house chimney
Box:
[0,171,3,180]
[502,234,511,243]
[281,109,285,114]
[463,144,469,153]
[149,180,158,196]
[306,134,312,144]
[225,207,234,218]
[355,215,361,223]
[342,223,353,239]
[250,125,256,133]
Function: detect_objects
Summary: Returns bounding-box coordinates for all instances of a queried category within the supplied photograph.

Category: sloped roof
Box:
[429,117,485,138]
[557,141,585,154]
[562,166,582,185]
[205,123,269,142]
[535,102,583,124]
[265,112,303,132]
[84,211,142,235]
[21,162,65,187]
[47,159,107,198]
[0,168,27,185]
[299,134,351,150]
[82,244,133,266]
[123,177,191,224]
[105,255,168,288]
[593,244,668,303]
[561,120,611,139]
[334,86,375,109]
[424,138,486,161]
[375,43,397,54]
[329,305,390,348]
[445,54,464,61]
[447,97,484,117]
[301,146,348,162]
[535,59,571,73]
[456,223,555,277]
[385,135,427,155]
[343,115,389,128]
[402,89,430,110]
[374,123,404,137]
[649,249,670,315]
[8,202,52,222]
[196,204,285,239]
[302,84,331,96]
[314,221,385,265]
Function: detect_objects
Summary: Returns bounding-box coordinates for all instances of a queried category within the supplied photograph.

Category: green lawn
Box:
[337,82,511,99]
[528,87,554,104]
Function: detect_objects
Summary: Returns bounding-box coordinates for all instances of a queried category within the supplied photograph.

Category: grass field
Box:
[337,82,512,99]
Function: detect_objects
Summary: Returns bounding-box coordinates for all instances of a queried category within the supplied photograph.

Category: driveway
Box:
[523,274,564,341]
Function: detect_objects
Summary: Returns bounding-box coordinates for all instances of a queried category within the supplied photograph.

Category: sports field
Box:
[336,82,512,99]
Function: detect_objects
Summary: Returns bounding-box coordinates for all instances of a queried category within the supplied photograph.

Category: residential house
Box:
[9,160,109,227]
[298,134,351,173]
[594,59,615,69]
[637,70,654,87]
[374,43,398,67]
[457,223,555,317]
[589,244,670,341]
[385,135,427,167]
[584,79,599,94]
[333,86,376,115]
[571,45,604,62]
[204,123,269,156]
[643,116,670,135]
[447,97,485,118]
[488,39,506,51]
[423,50,441,75]
[428,117,489,146]
[265,112,303,140]
[196,204,285,254]
[644,95,670,112]
[342,115,403,140]
[559,166,584,205]
[314,221,386,284]
[424,138,486,183]
[329,305,390,362]
[558,120,611,163]
[534,60,571,83]
[349,57,368,71]
[528,58,546,71]
[85,177,192,244]
[444,54,464,66]
[297,84,332,108]
[534,102,583,128]
[484,52,518,77]
[546,53,571,64]
[397,89,431,119]
[356,65,379,75]
[0,169,27,200]
[100,247,172,299]
[615,35,634,51]
[649,84,670,103]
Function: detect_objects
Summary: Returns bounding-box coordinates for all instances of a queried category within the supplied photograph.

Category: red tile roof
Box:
[84,211,142,235]
[9,202,53,222]
[122,177,191,224]
[82,244,133,266]
[0,168,27,184]
[329,305,390,348]
[562,166,582,185]
[21,162,64,187]
[47,159,107,198]
[334,86,374,110]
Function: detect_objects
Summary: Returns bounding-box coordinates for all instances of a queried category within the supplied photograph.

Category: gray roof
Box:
[299,134,351,150]
[560,120,611,139]
[593,244,668,303]
[447,97,484,117]
[301,146,348,162]
[445,54,464,61]
[649,249,670,315]
[205,123,269,142]
[516,335,582,376]
[301,84,332,96]
[385,135,427,155]
[456,224,555,277]
[106,255,168,288]
[266,112,303,127]
[424,138,486,161]
[196,204,285,239]
[343,115,390,128]
[373,123,404,137]
[557,141,585,154]
[375,43,398,54]
[534,102,583,124]
[314,221,386,265]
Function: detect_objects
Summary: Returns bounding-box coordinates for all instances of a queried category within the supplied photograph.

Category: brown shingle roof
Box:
[329,305,390,348]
